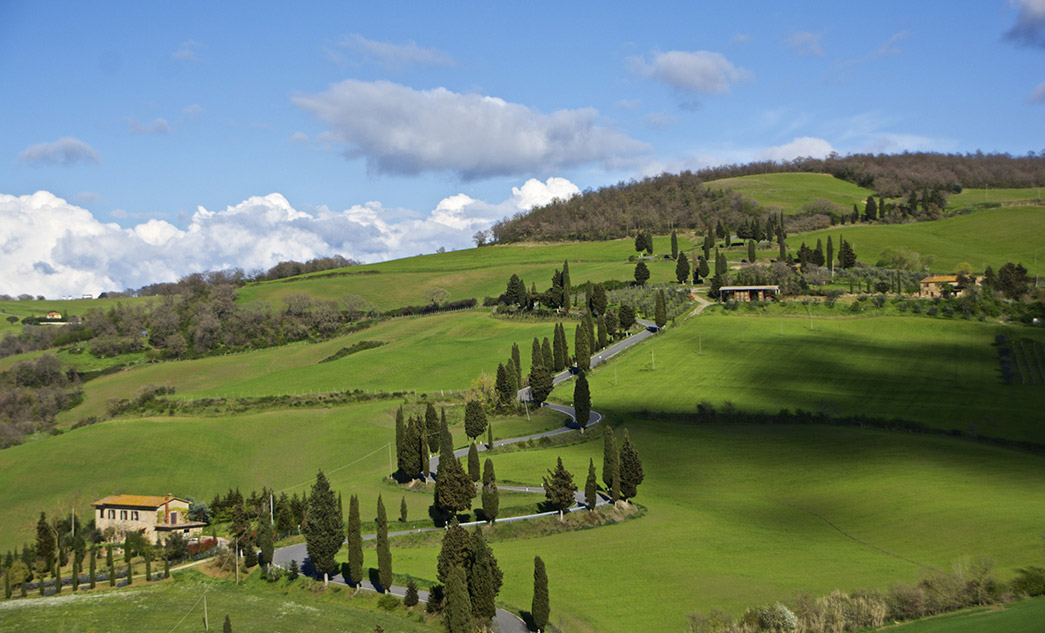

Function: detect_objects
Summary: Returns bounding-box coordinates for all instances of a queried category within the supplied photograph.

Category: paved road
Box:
[272,317,660,631]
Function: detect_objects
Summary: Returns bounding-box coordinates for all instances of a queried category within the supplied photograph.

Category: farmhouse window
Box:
[171,511,178,524]
[131,511,139,521]
[108,509,115,519]
[120,510,127,520]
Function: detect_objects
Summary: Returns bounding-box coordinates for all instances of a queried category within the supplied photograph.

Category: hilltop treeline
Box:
[492,152,1045,243]
[133,255,358,297]
[0,355,82,448]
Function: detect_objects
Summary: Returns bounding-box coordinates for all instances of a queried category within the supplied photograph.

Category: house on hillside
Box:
[44,311,62,320]
[918,275,977,298]
[92,494,206,544]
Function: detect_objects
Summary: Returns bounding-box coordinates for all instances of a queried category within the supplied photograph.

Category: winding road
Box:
[272,317,661,632]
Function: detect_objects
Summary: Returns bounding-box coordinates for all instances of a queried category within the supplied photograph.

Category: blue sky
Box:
[1,1,1043,297]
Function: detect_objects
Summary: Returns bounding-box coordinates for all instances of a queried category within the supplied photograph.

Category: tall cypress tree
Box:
[464,400,487,440]
[552,323,566,371]
[400,496,408,522]
[541,337,553,370]
[826,235,834,272]
[574,324,590,372]
[596,315,608,350]
[602,428,618,490]
[376,495,392,590]
[585,458,598,511]
[346,495,363,586]
[88,546,96,589]
[481,458,499,524]
[528,339,553,405]
[813,238,825,267]
[303,470,343,584]
[495,363,513,407]
[425,402,440,454]
[634,261,650,285]
[467,443,480,482]
[561,260,571,312]
[670,229,679,259]
[404,416,421,479]
[747,239,756,263]
[444,566,473,633]
[619,429,645,501]
[654,291,667,328]
[257,502,274,572]
[532,556,549,633]
[698,255,710,280]
[435,452,476,517]
[394,409,407,477]
[437,519,471,584]
[676,251,690,284]
[469,527,501,622]
[573,372,591,432]
[511,343,522,380]
[543,457,576,521]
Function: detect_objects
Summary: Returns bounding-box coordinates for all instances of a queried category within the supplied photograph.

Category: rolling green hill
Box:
[947,186,1044,211]
[787,205,1045,275]
[707,172,875,214]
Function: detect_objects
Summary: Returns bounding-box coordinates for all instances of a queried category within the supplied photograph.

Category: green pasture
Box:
[948,186,1044,211]
[787,205,1045,275]
[390,420,1045,632]
[575,312,1045,444]
[55,310,562,424]
[237,236,696,310]
[0,398,560,551]
[885,596,1045,633]
[0,569,435,633]
[706,173,874,214]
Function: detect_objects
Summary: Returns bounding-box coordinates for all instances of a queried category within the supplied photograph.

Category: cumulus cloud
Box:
[630,50,750,95]
[0,178,578,298]
[130,118,170,135]
[75,191,101,203]
[16,137,99,167]
[787,31,824,56]
[294,80,648,179]
[288,131,310,144]
[758,137,835,162]
[1005,0,1045,47]
[172,40,203,62]
[1027,81,1045,103]
[337,34,454,69]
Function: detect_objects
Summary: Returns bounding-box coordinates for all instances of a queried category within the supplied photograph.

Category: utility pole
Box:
[270,493,274,525]
[204,591,209,630]
[235,538,240,585]
[387,442,393,479]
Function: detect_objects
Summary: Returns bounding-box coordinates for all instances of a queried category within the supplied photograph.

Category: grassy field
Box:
[576,311,1045,444]
[0,568,436,632]
[389,420,1045,632]
[884,596,1045,632]
[948,186,1044,211]
[236,236,695,310]
[787,205,1045,275]
[706,173,874,214]
[53,310,563,424]
[0,397,559,551]
[0,296,151,339]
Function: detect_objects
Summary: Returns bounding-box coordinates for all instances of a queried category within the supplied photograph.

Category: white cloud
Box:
[16,137,99,167]
[630,50,750,96]
[729,33,752,45]
[1005,0,1045,47]
[130,118,170,135]
[172,40,203,62]
[1027,81,1045,103]
[0,178,579,298]
[787,31,824,57]
[75,191,101,203]
[294,80,648,179]
[644,112,676,129]
[288,131,310,144]
[758,137,835,162]
[183,104,203,117]
[337,34,454,69]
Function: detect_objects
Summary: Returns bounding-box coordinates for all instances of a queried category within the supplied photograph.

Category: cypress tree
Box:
[481,458,499,524]
[655,291,667,328]
[702,232,713,260]
[778,226,787,260]
[573,372,591,432]
[444,566,473,633]
[467,443,480,482]
[407,416,423,479]
[591,283,608,316]
[676,251,690,283]
[532,556,549,633]
[574,324,590,372]
[395,410,406,477]
[541,337,553,370]
[89,546,96,589]
[257,502,274,571]
[634,231,647,253]
[108,546,115,587]
[347,494,363,585]
[747,239,756,263]
[596,315,608,350]
[634,261,650,285]
[865,195,878,221]
[585,458,598,511]
[399,495,408,523]
[469,527,500,622]
[495,363,513,407]
[505,358,519,396]
[644,230,654,254]
[425,402,440,454]
[463,400,486,440]
[440,408,450,451]
[437,520,471,585]
[487,422,493,449]
[376,495,392,590]
[528,340,553,405]
[35,513,53,570]
[404,580,419,607]
[619,429,645,501]
[602,428,618,489]
[223,614,232,633]
[698,255,710,280]
[552,323,566,371]
[543,457,576,521]
[561,260,571,312]
[583,313,595,355]
[435,452,476,516]
[827,235,834,272]
[421,432,430,480]
[619,304,636,330]
[715,247,727,276]
[670,229,679,259]
[303,469,343,584]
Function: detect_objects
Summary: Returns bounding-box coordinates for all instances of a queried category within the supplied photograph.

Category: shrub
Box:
[754,602,797,633]
[1011,566,1045,596]
[377,593,400,611]
[888,582,927,621]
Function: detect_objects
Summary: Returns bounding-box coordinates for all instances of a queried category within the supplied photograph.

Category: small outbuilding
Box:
[718,285,779,302]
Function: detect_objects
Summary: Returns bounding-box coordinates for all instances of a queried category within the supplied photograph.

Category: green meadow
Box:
[884,596,1045,633]
[236,236,695,310]
[0,569,436,633]
[707,173,874,214]
[947,186,1044,211]
[786,205,1045,275]
[577,312,1045,444]
[390,420,1045,632]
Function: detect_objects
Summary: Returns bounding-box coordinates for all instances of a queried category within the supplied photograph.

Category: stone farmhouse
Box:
[92,494,206,544]
[918,275,978,298]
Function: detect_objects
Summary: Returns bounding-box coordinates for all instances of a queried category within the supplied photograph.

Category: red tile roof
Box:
[92,494,186,509]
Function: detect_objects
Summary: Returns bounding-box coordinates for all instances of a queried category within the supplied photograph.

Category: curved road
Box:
[272,318,660,632]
